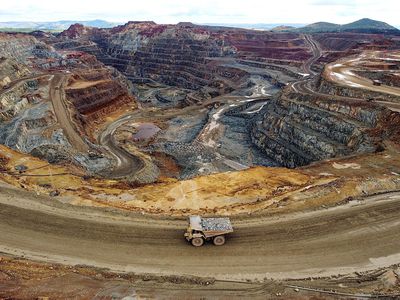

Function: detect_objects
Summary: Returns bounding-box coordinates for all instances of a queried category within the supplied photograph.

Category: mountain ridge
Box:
[295,18,399,34]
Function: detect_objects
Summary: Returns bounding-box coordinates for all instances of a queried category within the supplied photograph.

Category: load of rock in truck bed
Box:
[200,217,233,232]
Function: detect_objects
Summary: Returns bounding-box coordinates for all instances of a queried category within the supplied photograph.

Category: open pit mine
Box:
[1,20,400,298]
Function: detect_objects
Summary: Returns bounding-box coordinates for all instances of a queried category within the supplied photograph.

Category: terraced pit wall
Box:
[54,23,313,99]
[84,28,229,91]
[0,80,38,122]
[225,31,310,61]
[0,33,42,62]
[317,77,400,102]
[65,78,135,138]
[251,91,396,168]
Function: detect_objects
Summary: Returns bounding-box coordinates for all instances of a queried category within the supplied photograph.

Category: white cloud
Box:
[0,0,399,26]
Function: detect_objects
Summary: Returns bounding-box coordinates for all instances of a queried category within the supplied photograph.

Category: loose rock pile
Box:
[201,218,233,231]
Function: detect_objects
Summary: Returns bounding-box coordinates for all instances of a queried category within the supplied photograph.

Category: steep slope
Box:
[250,90,394,167]
[0,33,53,62]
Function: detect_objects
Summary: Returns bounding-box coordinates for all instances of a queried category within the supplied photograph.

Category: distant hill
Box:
[271,25,296,32]
[295,18,400,34]
[297,22,340,33]
[341,18,398,33]
[202,19,399,34]
[0,20,119,32]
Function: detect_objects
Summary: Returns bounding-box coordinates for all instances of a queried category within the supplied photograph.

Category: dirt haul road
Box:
[0,182,399,281]
[51,74,144,178]
[50,74,89,152]
[302,34,322,75]
[324,52,400,98]
[291,39,400,113]
[98,114,144,178]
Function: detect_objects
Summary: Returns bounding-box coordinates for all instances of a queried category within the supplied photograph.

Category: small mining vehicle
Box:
[184,215,233,247]
[372,80,382,86]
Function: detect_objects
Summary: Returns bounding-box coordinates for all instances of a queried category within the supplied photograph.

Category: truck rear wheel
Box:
[213,235,225,246]
[191,237,204,247]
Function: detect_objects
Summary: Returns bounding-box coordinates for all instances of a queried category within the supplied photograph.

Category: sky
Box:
[1,0,399,26]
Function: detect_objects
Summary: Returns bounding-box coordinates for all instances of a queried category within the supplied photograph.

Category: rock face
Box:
[355,71,400,88]
[67,80,131,115]
[0,101,67,157]
[251,91,393,168]
[0,33,42,62]
[65,70,135,136]
[0,58,31,87]
[0,80,38,121]
[313,33,383,51]
[59,62,137,143]
[317,77,400,102]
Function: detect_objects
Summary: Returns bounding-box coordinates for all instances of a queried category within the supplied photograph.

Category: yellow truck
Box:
[184,215,233,247]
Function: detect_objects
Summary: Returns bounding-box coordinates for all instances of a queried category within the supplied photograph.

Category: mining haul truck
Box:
[184,215,233,247]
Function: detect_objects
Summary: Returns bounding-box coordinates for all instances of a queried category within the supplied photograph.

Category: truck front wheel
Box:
[191,237,204,247]
[213,235,225,246]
